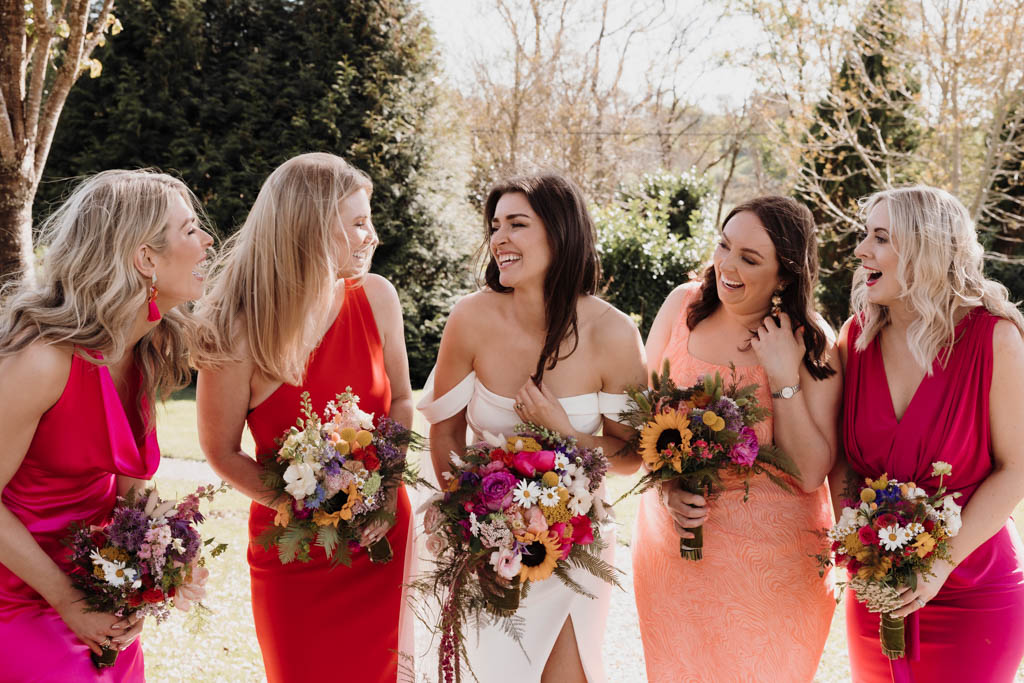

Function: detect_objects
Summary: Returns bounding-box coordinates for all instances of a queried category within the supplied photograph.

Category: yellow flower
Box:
[541,499,572,525]
[857,555,892,581]
[639,410,693,472]
[541,471,561,488]
[313,483,363,526]
[701,410,726,432]
[274,501,292,527]
[860,488,876,503]
[339,427,357,442]
[844,532,864,554]
[868,474,889,490]
[355,430,373,448]
[516,531,562,582]
[335,440,351,456]
[507,436,542,453]
[913,533,936,558]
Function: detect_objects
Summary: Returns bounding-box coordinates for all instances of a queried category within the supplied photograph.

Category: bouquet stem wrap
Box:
[679,477,705,561]
[91,643,120,669]
[368,537,393,564]
[880,612,906,659]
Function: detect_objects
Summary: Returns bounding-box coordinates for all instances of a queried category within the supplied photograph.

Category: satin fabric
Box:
[632,282,835,682]
[0,351,157,682]
[843,310,1024,682]
[245,285,413,683]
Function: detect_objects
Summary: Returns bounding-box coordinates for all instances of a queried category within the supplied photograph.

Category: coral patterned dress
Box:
[246,285,414,683]
[632,282,835,682]
[0,351,157,683]
[843,309,1024,682]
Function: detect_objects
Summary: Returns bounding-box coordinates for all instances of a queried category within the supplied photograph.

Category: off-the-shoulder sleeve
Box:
[416,368,476,425]
[597,392,630,423]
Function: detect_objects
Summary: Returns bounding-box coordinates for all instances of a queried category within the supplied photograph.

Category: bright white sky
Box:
[415,0,762,110]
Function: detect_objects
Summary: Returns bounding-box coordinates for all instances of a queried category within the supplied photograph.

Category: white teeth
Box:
[497,254,521,266]
[721,277,742,287]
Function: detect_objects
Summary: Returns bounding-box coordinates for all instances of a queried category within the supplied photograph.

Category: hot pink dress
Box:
[843,310,1024,682]
[0,351,157,682]
[633,282,835,682]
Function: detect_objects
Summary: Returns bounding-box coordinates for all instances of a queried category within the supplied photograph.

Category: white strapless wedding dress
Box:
[417,370,628,683]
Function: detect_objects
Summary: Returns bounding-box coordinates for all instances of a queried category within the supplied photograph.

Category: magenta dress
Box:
[843,310,1024,682]
[0,351,157,682]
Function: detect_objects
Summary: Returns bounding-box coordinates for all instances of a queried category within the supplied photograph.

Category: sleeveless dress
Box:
[632,282,835,682]
[245,285,415,683]
[417,369,629,683]
[0,351,157,683]
[843,309,1024,682]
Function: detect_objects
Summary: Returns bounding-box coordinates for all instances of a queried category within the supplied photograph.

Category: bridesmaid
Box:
[192,153,415,683]
[633,196,840,681]
[835,185,1024,681]
[0,170,213,681]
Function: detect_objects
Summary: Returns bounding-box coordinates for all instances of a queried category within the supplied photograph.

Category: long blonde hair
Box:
[852,185,1024,371]
[191,153,374,384]
[0,169,203,420]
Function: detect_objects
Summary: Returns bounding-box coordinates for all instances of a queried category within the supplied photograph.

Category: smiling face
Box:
[854,201,901,307]
[334,188,377,277]
[148,192,214,308]
[712,210,784,315]
[489,191,552,289]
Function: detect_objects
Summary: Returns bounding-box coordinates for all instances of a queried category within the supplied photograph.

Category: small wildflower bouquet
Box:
[618,361,800,560]
[817,462,961,659]
[64,484,228,669]
[256,388,420,566]
[416,424,618,683]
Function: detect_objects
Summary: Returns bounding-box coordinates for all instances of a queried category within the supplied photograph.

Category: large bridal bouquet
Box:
[817,462,961,659]
[256,388,420,566]
[618,362,799,560]
[64,484,228,668]
[416,424,618,683]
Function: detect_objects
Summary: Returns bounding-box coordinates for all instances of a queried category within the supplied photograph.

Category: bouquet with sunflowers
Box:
[618,361,799,559]
[415,424,618,683]
[64,484,228,668]
[256,388,420,566]
[817,462,961,659]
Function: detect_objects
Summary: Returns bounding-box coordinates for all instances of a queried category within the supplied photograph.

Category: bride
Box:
[418,174,646,682]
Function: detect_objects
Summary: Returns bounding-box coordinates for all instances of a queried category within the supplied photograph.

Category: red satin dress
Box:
[246,285,413,683]
[843,309,1024,682]
[0,351,156,682]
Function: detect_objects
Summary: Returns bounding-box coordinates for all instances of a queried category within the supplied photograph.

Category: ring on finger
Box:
[514,401,524,412]
[914,597,925,608]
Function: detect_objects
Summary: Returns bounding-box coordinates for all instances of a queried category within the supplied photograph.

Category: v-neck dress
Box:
[843,309,1024,682]
[632,281,835,682]
[0,351,158,682]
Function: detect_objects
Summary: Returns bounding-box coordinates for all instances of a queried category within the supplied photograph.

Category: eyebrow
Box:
[492,213,531,222]
[180,215,195,229]
[721,235,764,259]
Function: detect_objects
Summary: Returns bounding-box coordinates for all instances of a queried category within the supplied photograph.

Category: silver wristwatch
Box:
[771,383,801,399]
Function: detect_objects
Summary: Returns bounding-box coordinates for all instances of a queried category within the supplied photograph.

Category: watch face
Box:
[781,386,795,399]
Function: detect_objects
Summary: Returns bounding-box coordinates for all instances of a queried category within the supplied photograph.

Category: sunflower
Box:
[516,531,562,582]
[639,410,693,472]
[314,483,363,526]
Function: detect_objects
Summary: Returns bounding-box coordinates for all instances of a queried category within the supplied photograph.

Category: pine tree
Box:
[794,0,922,326]
[981,102,1024,304]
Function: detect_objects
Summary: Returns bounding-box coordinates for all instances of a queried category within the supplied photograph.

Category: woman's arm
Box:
[428,299,476,485]
[751,312,841,491]
[644,284,689,379]
[892,320,1024,617]
[363,275,413,430]
[196,349,274,506]
[0,345,141,654]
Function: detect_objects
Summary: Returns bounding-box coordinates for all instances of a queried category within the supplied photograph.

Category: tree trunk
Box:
[0,168,35,287]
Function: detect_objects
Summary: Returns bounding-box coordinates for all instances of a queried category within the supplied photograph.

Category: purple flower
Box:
[480,470,518,511]
[459,471,481,488]
[730,426,759,466]
[168,518,201,564]
[712,397,744,433]
[107,507,148,552]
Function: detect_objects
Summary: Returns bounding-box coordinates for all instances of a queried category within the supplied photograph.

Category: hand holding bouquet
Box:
[64,484,228,668]
[618,361,799,559]
[819,462,961,659]
[416,424,618,683]
[257,388,420,566]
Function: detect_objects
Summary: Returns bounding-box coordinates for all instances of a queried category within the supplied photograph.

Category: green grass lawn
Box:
[150,391,1024,682]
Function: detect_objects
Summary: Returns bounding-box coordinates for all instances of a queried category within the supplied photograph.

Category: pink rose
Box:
[426,534,447,556]
[525,505,548,534]
[512,450,556,477]
[174,565,209,612]
[729,427,759,467]
[859,525,879,546]
[569,515,594,546]
[549,522,573,559]
[480,470,518,511]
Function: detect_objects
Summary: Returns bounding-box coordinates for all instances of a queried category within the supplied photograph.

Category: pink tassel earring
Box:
[147,274,161,322]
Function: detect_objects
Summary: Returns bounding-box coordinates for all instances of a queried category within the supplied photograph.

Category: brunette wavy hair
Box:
[687,195,836,380]
[481,174,601,383]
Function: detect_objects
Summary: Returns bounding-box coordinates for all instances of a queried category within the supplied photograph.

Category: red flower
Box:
[127,593,144,607]
[142,588,165,604]
[923,518,936,532]
[875,513,898,529]
[90,530,108,548]
[363,453,380,471]
[858,525,879,546]
[846,558,862,574]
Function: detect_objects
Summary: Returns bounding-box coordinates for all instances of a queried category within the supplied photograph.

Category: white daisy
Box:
[513,480,542,508]
[567,489,593,516]
[905,522,925,536]
[554,453,570,471]
[469,512,481,537]
[878,525,911,551]
[538,487,561,508]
